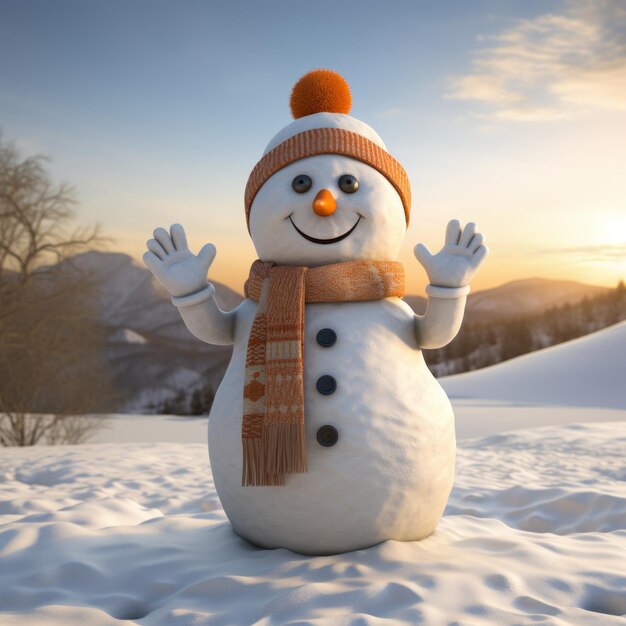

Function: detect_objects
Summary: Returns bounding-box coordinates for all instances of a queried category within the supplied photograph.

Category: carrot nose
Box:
[312,188,337,216]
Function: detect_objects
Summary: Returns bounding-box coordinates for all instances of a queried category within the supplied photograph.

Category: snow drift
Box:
[441,320,626,410]
[0,422,625,625]
[1,299,625,624]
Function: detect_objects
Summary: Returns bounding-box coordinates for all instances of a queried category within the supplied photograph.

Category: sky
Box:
[1,0,625,294]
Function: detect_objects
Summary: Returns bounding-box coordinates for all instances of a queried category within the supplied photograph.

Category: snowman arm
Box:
[171,283,236,346]
[414,284,470,349]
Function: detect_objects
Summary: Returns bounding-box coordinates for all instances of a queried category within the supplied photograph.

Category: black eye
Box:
[338,174,359,193]
[292,175,312,193]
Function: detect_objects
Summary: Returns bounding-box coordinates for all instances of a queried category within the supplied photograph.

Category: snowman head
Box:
[245,70,411,266]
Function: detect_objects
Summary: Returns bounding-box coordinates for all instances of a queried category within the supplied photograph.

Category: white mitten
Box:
[142,224,216,298]
[414,219,488,288]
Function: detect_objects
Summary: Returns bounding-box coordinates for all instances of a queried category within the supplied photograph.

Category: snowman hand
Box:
[414,220,488,288]
[143,224,216,297]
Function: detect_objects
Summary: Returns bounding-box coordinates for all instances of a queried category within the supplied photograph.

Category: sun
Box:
[594,212,626,247]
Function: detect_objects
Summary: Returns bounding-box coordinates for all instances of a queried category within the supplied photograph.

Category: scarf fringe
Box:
[264,422,308,478]
[242,423,307,487]
[242,438,283,486]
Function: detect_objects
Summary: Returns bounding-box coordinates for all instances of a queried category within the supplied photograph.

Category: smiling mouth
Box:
[288,215,362,244]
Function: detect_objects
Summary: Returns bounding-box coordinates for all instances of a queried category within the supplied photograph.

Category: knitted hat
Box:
[244,69,411,228]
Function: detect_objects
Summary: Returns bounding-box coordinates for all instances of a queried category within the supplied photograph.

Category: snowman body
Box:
[209,296,455,555]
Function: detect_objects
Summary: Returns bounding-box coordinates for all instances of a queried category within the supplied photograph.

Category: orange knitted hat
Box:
[244,70,411,228]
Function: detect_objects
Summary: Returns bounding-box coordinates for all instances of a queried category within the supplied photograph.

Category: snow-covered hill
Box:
[441,320,626,410]
[465,276,609,318]
[0,422,624,625]
[54,252,613,411]
[69,252,608,328]
[403,277,607,319]
[57,252,241,411]
[62,251,242,339]
[1,294,625,623]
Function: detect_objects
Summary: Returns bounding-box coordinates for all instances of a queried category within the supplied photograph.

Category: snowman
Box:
[143,70,488,555]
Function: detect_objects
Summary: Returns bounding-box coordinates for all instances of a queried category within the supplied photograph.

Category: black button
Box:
[316,328,337,347]
[317,425,338,447]
[316,375,336,395]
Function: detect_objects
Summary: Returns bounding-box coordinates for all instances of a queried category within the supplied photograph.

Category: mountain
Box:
[61,251,242,339]
[464,277,609,319]
[403,278,609,320]
[55,252,614,412]
[440,320,626,410]
[59,251,243,412]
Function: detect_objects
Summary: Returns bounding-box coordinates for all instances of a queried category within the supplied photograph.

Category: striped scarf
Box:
[241,259,405,486]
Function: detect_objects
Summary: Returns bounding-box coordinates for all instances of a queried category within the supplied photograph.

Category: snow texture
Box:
[2,324,625,623]
[0,422,624,625]
[441,320,626,410]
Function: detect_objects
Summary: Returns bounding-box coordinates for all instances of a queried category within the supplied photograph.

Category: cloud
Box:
[536,244,626,263]
[446,0,626,121]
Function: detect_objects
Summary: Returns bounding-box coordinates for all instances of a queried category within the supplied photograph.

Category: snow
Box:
[453,399,626,439]
[441,320,626,410]
[90,414,208,444]
[90,401,626,445]
[1,325,625,624]
[0,422,625,625]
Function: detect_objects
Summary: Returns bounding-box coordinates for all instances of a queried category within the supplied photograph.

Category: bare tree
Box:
[0,132,114,446]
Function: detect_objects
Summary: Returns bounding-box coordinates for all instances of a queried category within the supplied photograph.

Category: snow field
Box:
[0,421,625,625]
[441,321,626,410]
[1,322,625,624]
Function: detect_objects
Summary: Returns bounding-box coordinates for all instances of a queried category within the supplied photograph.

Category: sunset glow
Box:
[1,0,624,295]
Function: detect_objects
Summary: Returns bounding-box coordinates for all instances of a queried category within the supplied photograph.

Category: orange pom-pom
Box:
[290,69,352,119]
